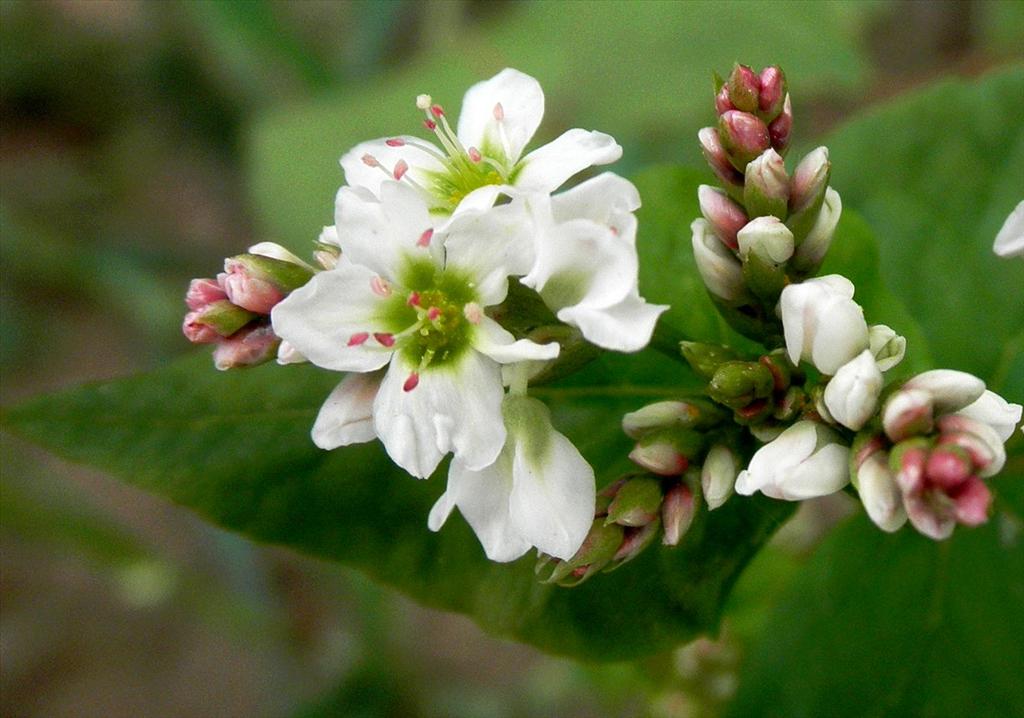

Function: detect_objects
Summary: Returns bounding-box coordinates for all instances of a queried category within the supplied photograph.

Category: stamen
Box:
[407,291,421,307]
[385,138,406,147]
[609,226,619,236]
[393,159,409,180]
[361,154,379,167]
[416,94,432,110]
[468,147,482,163]
[417,228,434,247]
[493,102,504,121]
[403,372,420,392]
[374,333,396,348]
[430,104,445,118]
[463,302,483,324]
[370,276,392,297]
[348,332,369,346]
[423,119,437,131]
[427,307,441,321]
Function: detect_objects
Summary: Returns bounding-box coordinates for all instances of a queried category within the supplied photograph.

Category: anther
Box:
[417,228,434,247]
[370,276,392,297]
[374,333,396,348]
[427,307,441,321]
[463,302,483,324]
[423,119,437,131]
[385,138,405,147]
[347,332,369,346]
[361,154,379,167]
[430,104,445,118]
[403,372,420,392]
[493,103,504,121]
[407,291,421,307]
[393,159,409,181]
[416,94,432,110]
[468,147,482,163]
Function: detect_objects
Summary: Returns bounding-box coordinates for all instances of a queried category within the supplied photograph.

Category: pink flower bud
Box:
[883,388,934,442]
[697,185,748,250]
[182,311,221,344]
[661,482,696,546]
[698,127,743,187]
[726,64,761,113]
[715,84,735,115]
[718,111,770,169]
[758,66,787,121]
[789,147,831,215]
[212,324,280,370]
[222,268,284,315]
[924,445,972,489]
[768,95,792,153]
[951,477,991,526]
[185,278,228,311]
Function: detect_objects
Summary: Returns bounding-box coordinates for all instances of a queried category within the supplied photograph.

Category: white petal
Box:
[556,294,667,352]
[823,350,883,431]
[457,68,544,164]
[515,129,622,193]
[473,317,560,364]
[993,200,1024,258]
[904,369,986,415]
[311,372,381,449]
[247,242,315,271]
[373,352,506,478]
[335,182,438,280]
[856,453,907,532]
[809,296,868,375]
[339,136,447,197]
[270,264,392,373]
[775,442,850,500]
[955,390,1023,443]
[443,200,536,302]
[550,172,641,225]
[276,340,307,365]
[432,454,532,563]
[691,219,747,303]
[508,423,595,561]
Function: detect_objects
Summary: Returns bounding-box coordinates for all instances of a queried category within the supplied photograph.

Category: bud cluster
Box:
[182,244,317,369]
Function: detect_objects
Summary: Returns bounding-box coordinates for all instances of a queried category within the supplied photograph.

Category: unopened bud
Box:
[718,111,771,170]
[662,482,697,545]
[608,520,662,568]
[790,187,841,274]
[758,66,787,121]
[680,341,742,380]
[698,127,743,189]
[737,216,794,265]
[787,147,831,242]
[183,300,256,342]
[773,385,806,422]
[768,94,792,153]
[223,253,314,314]
[824,350,883,431]
[867,324,906,372]
[701,444,738,510]
[629,438,688,477]
[708,361,774,409]
[622,399,725,439]
[714,84,734,114]
[726,63,760,113]
[759,350,793,392]
[936,414,1006,478]
[851,441,906,532]
[698,185,748,251]
[903,370,986,416]
[691,219,748,304]
[212,323,280,370]
[539,520,623,586]
[883,388,934,442]
[186,277,227,311]
[606,476,664,526]
[741,243,789,302]
[743,149,790,219]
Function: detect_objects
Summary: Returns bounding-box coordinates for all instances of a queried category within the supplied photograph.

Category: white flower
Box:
[993,200,1024,258]
[428,396,595,562]
[823,349,883,431]
[691,218,748,304]
[867,324,905,372]
[779,274,869,375]
[272,181,559,479]
[735,420,850,500]
[521,173,668,351]
[954,390,1023,443]
[339,68,621,222]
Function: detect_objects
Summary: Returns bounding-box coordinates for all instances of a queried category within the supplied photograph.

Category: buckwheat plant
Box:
[178,66,1021,585]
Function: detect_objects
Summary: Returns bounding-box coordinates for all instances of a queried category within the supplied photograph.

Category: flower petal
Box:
[312,372,382,449]
[247,242,315,271]
[339,136,447,198]
[550,172,641,227]
[473,317,560,364]
[443,200,536,302]
[457,68,544,164]
[430,453,532,563]
[556,294,667,353]
[955,390,1023,442]
[335,181,439,280]
[270,263,392,373]
[515,129,622,193]
[993,200,1024,258]
[373,351,506,478]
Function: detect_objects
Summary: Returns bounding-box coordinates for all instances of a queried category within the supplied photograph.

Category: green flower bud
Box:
[740,248,788,303]
[538,520,624,587]
[709,361,774,409]
[743,149,790,219]
[680,342,742,380]
[622,399,728,439]
[605,476,664,526]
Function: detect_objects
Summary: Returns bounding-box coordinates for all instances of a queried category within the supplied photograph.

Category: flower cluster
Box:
[183,69,666,564]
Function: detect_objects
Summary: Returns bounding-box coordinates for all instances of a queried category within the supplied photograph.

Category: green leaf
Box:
[1,349,792,662]
[826,64,1024,381]
[246,1,876,253]
[728,512,1024,718]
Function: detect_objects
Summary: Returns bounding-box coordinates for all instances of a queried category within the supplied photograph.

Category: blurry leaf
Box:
[827,65,1024,381]
[246,0,877,252]
[728,511,1024,718]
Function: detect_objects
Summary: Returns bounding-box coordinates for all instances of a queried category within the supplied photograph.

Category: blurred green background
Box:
[2,1,1022,716]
